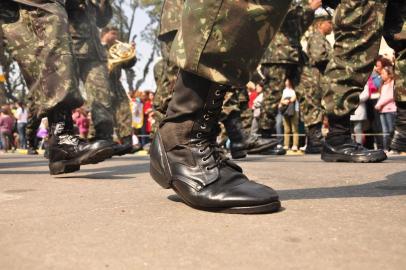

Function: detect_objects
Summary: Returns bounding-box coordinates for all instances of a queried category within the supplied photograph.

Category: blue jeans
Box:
[275,112,284,145]
[17,122,27,149]
[379,112,396,150]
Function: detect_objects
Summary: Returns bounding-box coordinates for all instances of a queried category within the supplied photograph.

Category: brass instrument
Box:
[108,40,136,72]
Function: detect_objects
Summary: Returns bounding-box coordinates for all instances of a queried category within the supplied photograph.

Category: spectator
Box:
[279,79,299,152]
[351,85,370,144]
[75,108,90,139]
[15,101,28,149]
[364,56,392,149]
[250,82,263,136]
[0,107,16,153]
[141,91,153,146]
[375,65,397,151]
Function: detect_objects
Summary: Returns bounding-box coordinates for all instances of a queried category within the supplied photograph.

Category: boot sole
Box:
[172,185,281,214]
[247,143,278,154]
[49,147,113,175]
[321,153,387,163]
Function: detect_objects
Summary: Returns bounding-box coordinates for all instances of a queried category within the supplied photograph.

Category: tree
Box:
[111,0,163,90]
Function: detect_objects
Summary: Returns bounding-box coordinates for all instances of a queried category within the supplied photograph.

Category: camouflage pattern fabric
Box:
[109,65,133,140]
[296,29,332,127]
[237,88,253,134]
[77,58,114,139]
[384,0,406,102]
[159,0,183,38]
[152,0,183,135]
[170,0,293,87]
[66,0,114,140]
[321,0,387,116]
[258,3,315,132]
[1,1,83,118]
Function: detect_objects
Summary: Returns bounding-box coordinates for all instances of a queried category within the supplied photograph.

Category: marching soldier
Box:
[0,0,113,175]
[296,12,333,154]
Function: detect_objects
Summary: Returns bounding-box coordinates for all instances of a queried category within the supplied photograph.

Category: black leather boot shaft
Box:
[305,123,323,154]
[222,111,247,159]
[322,114,387,163]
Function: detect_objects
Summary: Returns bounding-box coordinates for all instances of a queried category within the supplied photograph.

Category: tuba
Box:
[108,40,136,72]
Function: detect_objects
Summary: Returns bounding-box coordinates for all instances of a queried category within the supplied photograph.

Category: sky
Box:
[123,8,160,92]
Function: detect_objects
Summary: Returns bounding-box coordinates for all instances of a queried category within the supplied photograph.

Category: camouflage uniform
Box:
[320,0,405,114]
[297,29,332,127]
[66,0,114,140]
[152,0,183,132]
[0,0,83,118]
[258,3,315,132]
[106,45,135,141]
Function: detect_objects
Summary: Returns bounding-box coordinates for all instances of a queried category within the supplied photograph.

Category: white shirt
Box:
[16,107,28,123]
[281,87,299,112]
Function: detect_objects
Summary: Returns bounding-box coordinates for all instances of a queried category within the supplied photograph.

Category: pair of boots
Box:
[149,70,390,214]
[47,108,113,175]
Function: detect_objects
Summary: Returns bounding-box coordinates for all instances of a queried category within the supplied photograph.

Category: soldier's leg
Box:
[150,0,292,214]
[220,90,247,159]
[296,66,323,154]
[1,3,113,174]
[110,82,141,155]
[321,0,387,162]
[390,47,406,151]
[79,59,114,141]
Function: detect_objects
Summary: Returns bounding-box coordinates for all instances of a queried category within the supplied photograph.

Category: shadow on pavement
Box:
[0,162,150,178]
[279,171,406,200]
[165,171,406,205]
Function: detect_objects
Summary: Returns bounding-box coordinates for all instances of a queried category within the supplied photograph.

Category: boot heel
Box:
[49,161,80,175]
[149,132,172,189]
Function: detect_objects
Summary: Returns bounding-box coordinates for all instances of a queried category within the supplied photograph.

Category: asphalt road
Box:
[1,153,405,270]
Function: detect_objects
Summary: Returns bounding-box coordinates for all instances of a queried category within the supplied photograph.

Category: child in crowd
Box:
[279,79,299,152]
[0,108,16,153]
[375,65,397,151]
[75,109,90,139]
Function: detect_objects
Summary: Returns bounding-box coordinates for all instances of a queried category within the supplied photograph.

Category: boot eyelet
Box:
[199,149,204,153]
[200,124,207,129]
[204,114,210,120]
[215,90,221,96]
[196,132,203,138]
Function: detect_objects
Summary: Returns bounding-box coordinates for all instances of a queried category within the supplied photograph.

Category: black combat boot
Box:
[390,102,406,152]
[112,135,142,156]
[305,123,323,154]
[149,70,281,214]
[48,108,113,175]
[246,129,285,155]
[222,111,247,159]
[322,114,387,162]
[25,114,41,155]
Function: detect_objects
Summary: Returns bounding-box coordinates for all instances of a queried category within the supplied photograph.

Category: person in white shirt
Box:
[279,79,300,151]
[15,101,28,149]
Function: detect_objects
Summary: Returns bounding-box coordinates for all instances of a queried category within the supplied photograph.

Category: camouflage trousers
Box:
[259,64,301,132]
[322,0,386,115]
[1,3,83,117]
[170,0,293,87]
[77,59,114,140]
[296,66,324,127]
[152,37,179,135]
[111,81,132,140]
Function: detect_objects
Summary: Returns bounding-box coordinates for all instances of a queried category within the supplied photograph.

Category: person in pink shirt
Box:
[375,66,397,151]
[0,108,16,153]
[75,109,90,139]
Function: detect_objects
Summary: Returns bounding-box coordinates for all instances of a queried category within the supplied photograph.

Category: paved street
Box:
[0,153,405,270]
